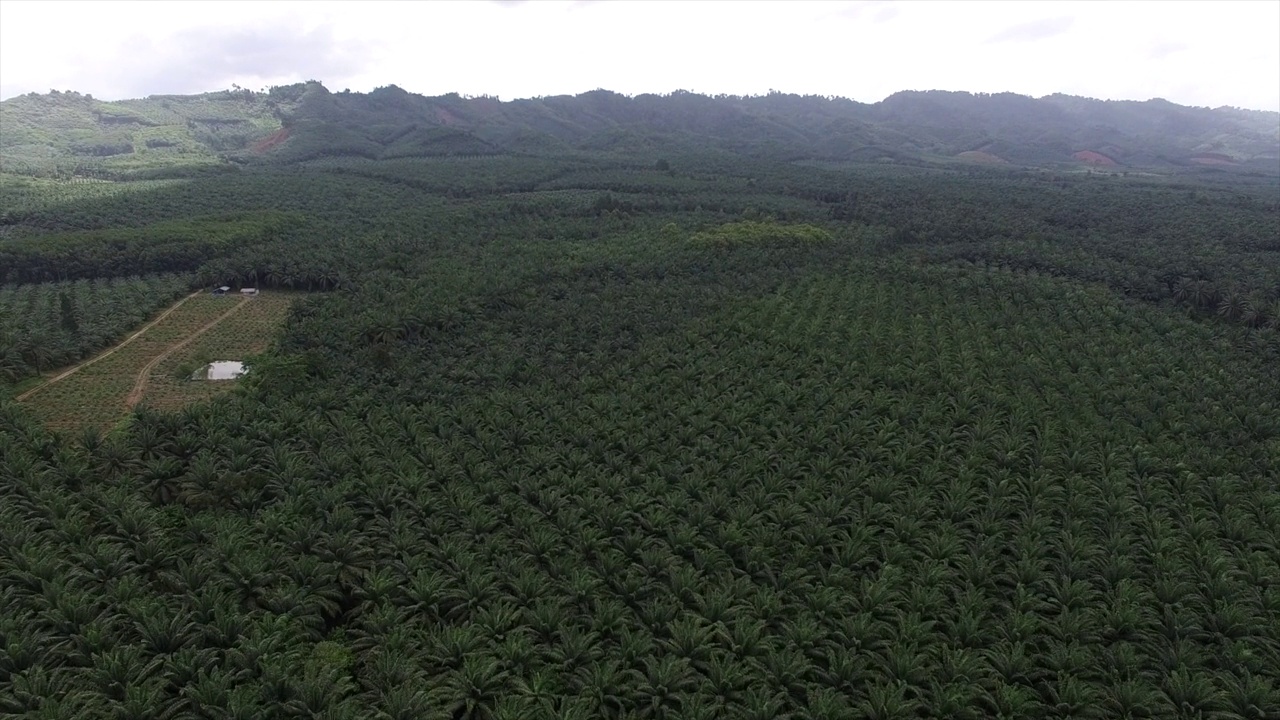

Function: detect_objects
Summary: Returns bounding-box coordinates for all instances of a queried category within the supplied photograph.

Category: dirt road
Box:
[16,290,204,403]
[124,297,248,409]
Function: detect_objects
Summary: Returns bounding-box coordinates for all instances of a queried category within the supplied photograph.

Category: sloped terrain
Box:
[4,83,1278,177]
[0,87,299,177]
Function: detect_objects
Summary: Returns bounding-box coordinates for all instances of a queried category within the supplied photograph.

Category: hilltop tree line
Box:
[4,81,1278,176]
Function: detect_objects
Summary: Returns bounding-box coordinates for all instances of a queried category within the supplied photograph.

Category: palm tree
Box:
[1161,667,1227,718]
[0,339,25,382]
[429,624,486,671]
[280,664,359,719]
[856,679,922,720]
[19,330,56,376]
[1190,281,1218,310]
[1237,296,1266,328]
[89,645,164,702]
[182,666,236,717]
[113,681,187,720]
[1265,300,1280,330]
[375,684,435,720]
[551,626,602,673]
[508,668,562,716]
[1102,680,1163,720]
[975,679,1045,720]
[738,685,790,720]
[1218,293,1248,323]
[571,660,632,718]
[1170,277,1194,304]
[759,646,810,703]
[437,654,510,720]
[634,655,697,719]
[1221,670,1277,720]
[133,604,197,656]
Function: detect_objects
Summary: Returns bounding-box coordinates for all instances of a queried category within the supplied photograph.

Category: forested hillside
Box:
[1,84,1279,718]
[3,82,1277,178]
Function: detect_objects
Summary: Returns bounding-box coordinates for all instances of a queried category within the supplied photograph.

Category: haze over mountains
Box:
[2,81,1278,177]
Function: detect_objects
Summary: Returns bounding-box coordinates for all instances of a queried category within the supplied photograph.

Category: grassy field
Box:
[16,292,296,433]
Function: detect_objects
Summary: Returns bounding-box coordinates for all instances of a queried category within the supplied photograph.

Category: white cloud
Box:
[1,0,1276,110]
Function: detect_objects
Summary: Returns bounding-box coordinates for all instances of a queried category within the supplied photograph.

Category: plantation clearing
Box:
[17,292,294,433]
[140,292,300,413]
[123,298,250,409]
[1071,149,1118,166]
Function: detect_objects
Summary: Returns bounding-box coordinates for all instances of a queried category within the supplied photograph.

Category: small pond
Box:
[200,361,246,381]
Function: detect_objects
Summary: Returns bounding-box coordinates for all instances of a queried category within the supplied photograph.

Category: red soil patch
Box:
[435,108,464,127]
[956,150,1008,164]
[1072,150,1117,166]
[1189,153,1237,165]
[251,127,291,154]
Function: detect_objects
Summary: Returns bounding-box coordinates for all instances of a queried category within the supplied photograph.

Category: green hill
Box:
[0,87,297,177]
[4,83,1277,178]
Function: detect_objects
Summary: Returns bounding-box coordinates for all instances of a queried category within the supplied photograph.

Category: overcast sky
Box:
[2,0,1277,111]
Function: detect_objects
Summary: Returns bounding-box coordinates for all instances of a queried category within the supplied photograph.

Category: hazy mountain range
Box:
[2,81,1277,177]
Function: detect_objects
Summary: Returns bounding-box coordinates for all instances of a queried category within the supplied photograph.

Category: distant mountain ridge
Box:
[2,82,1277,176]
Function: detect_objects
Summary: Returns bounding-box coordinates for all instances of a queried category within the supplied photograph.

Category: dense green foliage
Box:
[0,212,303,283]
[1,90,1279,718]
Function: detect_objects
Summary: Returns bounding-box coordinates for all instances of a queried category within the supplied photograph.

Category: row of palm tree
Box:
[3,146,1278,717]
[4,238,1278,717]
[0,273,192,381]
[1171,278,1280,328]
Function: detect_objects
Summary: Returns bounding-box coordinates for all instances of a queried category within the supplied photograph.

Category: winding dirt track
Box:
[16,290,204,403]
[124,297,248,409]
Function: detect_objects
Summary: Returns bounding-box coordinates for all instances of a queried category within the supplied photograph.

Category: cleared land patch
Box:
[123,298,250,409]
[1072,149,1118,166]
[1190,152,1238,165]
[18,293,295,433]
[137,292,299,413]
[956,150,1008,164]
